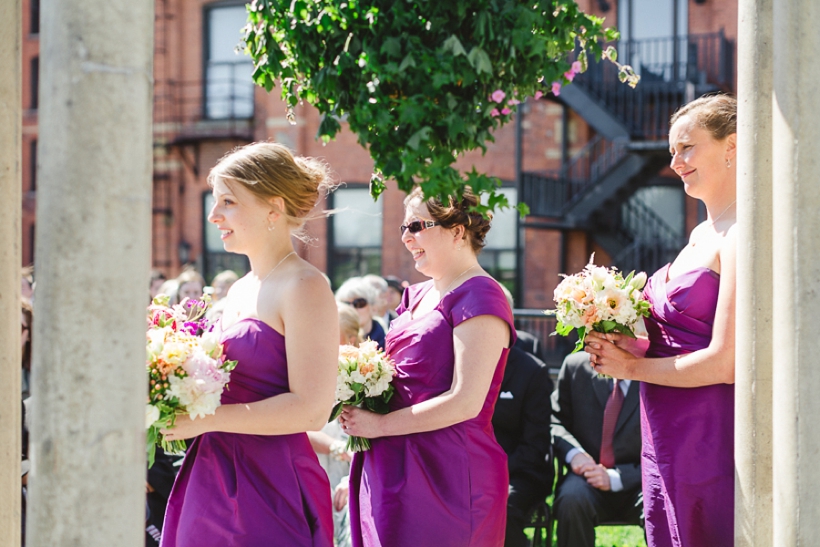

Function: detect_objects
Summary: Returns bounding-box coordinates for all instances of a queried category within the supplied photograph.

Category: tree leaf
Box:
[399,53,416,71]
[467,46,493,74]
[442,34,467,57]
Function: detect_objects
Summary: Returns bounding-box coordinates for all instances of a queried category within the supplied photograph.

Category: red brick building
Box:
[21,0,738,353]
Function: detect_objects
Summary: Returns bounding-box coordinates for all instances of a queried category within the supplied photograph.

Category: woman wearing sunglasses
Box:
[340,187,515,547]
[335,278,386,350]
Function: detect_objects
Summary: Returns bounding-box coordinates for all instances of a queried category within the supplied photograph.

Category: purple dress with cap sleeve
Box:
[160,319,333,547]
[348,276,516,547]
[641,264,734,547]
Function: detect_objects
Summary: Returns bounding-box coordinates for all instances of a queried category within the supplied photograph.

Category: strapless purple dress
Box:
[641,264,734,547]
[160,319,333,547]
[348,277,516,547]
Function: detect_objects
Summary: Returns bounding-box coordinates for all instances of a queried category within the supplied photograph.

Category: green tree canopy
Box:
[244,0,621,214]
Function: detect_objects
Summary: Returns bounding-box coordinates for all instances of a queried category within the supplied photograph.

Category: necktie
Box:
[599,379,624,469]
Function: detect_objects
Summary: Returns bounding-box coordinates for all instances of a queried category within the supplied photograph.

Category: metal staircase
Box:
[520,32,733,272]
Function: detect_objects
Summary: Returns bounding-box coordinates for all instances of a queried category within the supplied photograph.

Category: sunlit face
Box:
[400,198,452,278]
[207,177,274,255]
[178,281,203,302]
[668,115,735,200]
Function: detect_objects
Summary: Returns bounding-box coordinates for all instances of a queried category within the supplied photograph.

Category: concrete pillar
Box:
[771,0,820,543]
[735,0,773,545]
[0,0,22,544]
[26,0,153,543]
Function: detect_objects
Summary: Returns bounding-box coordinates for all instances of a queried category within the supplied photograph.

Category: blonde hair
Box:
[670,94,737,141]
[208,142,334,238]
[337,302,363,346]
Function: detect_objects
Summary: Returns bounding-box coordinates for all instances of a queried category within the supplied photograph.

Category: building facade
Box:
[20,0,737,359]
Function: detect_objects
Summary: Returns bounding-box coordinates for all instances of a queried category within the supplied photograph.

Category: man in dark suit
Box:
[492,339,553,547]
[551,351,643,547]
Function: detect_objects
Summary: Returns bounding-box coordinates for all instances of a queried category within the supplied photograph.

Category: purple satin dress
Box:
[160,319,333,547]
[641,264,734,547]
[349,277,515,547]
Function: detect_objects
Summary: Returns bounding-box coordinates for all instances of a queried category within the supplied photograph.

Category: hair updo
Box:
[405,186,492,254]
[207,142,333,232]
[670,94,737,141]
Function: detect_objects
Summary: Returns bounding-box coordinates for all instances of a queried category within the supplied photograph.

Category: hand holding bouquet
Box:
[329,341,396,452]
[549,256,650,373]
[145,295,237,467]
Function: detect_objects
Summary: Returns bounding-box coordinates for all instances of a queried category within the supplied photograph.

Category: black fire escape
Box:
[521,32,734,274]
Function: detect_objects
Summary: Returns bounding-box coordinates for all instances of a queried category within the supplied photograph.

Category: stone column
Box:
[735,0,773,545]
[771,0,820,543]
[0,0,22,544]
[26,0,153,544]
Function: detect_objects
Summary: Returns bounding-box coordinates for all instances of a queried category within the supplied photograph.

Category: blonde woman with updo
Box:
[339,187,515,547]
[585,95,738,546]
[160,142,338,547]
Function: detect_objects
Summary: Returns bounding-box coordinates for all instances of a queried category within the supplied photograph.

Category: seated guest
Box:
[551,352,643,547]
[335,276,385,349]
[176,268,206,303]
[492,287,553,547]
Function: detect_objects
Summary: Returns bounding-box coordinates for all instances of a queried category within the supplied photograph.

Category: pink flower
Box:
[571,61,582,73]
[491,108,500,117]
[551,82,562,96]
[491,89,506,103]
[508,98,520,105]
[533,90,543,100]
[564,70,576,82]
[501,107,511,115]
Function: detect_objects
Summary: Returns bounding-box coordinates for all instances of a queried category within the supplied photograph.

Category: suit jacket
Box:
[551,351,642,492]
[492,346,554,492]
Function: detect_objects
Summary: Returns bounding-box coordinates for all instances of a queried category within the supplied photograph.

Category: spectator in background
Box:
[21,299,33,399]
[551,352,643,547]
[149,270,167,302]
[383,276,405,327]
[156,279,179,306]
[335,276,385,350]
[211,270,239,301]
[176,269,206,302]
[21,266,34,305]
[493,286,553,547]
[362,274,390,330]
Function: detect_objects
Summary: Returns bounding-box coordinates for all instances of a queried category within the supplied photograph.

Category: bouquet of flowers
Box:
[145,295,237,467]
[329,340,396,452]
[549,255,651,362]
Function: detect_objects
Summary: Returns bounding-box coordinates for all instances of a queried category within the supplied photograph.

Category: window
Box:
[30,57,38,110]
[328,187,383,288]
[30,0,40,34]
[478,187,518,295]
[618,0,688,81]
[201,192,249,281]
[205,5,254,119]
[30,139,37,192]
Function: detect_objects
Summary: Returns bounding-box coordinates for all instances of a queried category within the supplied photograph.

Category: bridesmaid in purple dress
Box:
[159,143,338,546]
[586,95,738,547]
[339,187,515,547]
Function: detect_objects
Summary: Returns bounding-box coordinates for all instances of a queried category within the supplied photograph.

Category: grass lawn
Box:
[526,525,646,547]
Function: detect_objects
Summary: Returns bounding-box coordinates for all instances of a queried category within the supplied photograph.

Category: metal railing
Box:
[520,136,628,218]
[153,60,255,133]
[611,197,686,273]
[573,32,734,140]
[513,309,576,367]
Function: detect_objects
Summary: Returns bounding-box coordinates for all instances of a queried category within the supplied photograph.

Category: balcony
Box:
[153,59,256,145]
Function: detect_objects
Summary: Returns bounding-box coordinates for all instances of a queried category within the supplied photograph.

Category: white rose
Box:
[630,271,648,291]
[145,404,161,429]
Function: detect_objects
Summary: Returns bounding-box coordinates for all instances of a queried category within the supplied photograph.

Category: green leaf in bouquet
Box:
[600,320,617,332]
[570,327,587,353]
[223,359,238,372]
[365,396,391,415]
[613,323,637,338]
[382,386,395,404]
[329,401,344,422]
[622,270,634,288]
[351,382,364,393]
[553,321,574,337]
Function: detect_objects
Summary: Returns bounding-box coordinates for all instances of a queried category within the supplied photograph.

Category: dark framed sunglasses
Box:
[400,220,439,235]
[345,298,369,309]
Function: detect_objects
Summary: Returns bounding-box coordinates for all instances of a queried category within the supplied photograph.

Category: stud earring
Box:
[268,222,275,232]
[726,159,731,168]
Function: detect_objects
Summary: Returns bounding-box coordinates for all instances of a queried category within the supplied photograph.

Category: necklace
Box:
[259,251,296,284]
[439,264,478,297]
[707,199,736,228]
[689,200,736,248]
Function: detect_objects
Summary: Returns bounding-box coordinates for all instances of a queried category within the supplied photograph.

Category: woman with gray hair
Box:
[335,277,386,349]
